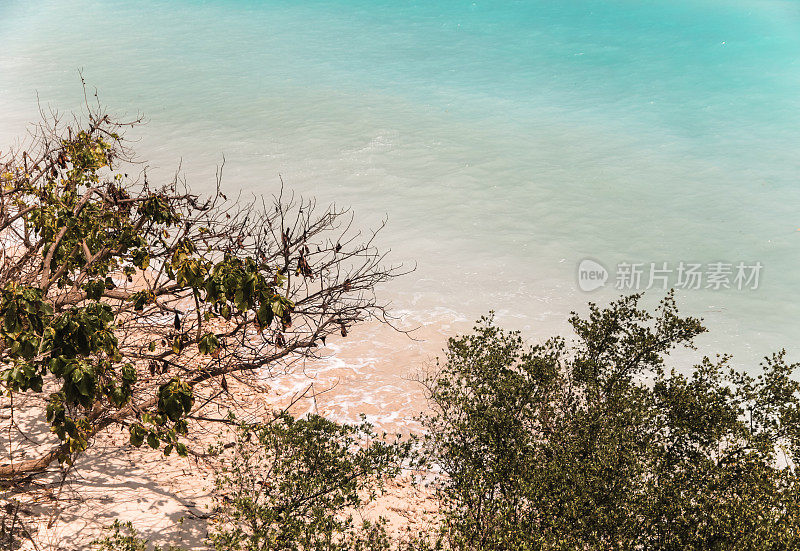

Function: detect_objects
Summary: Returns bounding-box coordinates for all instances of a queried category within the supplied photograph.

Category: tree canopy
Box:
[421,294,800,550]
[0,106,403,484]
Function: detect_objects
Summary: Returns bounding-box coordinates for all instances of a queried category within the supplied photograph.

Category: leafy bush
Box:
[208,414,410,551]
[422,293,800,550]
[91,521,183,551]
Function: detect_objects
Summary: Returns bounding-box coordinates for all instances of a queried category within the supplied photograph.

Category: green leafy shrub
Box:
[91,521,183,551]
[422,293,800,550]
[208,414,411,551]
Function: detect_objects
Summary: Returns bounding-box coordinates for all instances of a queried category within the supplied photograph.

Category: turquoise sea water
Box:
[2,0,800,382]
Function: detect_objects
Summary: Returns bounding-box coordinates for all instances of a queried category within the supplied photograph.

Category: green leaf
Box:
[198,332,219,355]
[129,424,146,447]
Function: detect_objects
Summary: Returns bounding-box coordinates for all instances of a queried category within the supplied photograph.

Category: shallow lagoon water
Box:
[2,1,800,412]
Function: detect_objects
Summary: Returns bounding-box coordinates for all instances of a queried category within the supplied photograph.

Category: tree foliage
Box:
[91,520,182,551]
[209,414,409,551]
[422,293,800,550]
[0,105,402,483]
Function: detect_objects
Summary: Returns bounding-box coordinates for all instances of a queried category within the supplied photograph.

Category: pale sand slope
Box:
[5,377,438,550]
